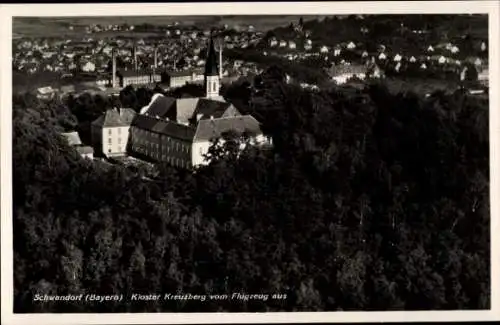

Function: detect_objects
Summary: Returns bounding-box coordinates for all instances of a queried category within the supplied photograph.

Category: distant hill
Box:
[263,14,488,57]
[13,15,323,37]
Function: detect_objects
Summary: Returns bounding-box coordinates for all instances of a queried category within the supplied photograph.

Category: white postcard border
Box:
[1,1,499,324]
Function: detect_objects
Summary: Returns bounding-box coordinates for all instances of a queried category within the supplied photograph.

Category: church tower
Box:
[204,34,220,99]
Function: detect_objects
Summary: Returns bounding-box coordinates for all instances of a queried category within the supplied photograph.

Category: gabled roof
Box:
[154,119,197,141]
[144,95,176,118]
[61,131,82,146]
[175,97,201,124]
[194,98,232,120]
[131,114,158,130]
[92,108,136,128]
[194,115,263,142]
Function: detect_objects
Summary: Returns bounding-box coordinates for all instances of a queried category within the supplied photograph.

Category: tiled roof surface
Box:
[131,114,158,130]
[144,95,176,118]
[92,108,136,128]
[194,98,232,120]
[194,115,263,142]
[132,114,196,141]
[61,132,82,146]
[154,119,196,141]
[175,98,200,124]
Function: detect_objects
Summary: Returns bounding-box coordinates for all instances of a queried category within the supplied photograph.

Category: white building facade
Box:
[91,108,136,157]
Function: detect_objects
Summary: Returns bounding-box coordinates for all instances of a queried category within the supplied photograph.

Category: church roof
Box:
[175,98,201,123]
[204,35,219,77]
[154,119,196,141]
[193,115,262,142]
[132,114,196,141]
[131,114,158,130]
[140,93,239,126]
[144,95,176,117]
[194,98,232,120]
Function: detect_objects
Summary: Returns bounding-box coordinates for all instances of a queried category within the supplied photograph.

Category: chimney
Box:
[219,41,223,79]
[154,47,158,69]
[133,45,138,72]
[112,48,117,88]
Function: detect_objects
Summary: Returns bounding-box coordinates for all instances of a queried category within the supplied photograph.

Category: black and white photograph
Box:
[1,1,499,324]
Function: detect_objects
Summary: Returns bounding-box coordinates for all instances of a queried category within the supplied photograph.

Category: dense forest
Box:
[13,66,490,312]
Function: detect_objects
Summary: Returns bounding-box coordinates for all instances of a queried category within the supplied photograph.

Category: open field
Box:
[13,15,322,37]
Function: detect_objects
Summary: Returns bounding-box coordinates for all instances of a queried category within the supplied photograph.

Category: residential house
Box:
[61,131,94,159]
[91,107,137,157]
[346,41,356,50]
[37,86,55,99]
[81,61,96,72]
[320,45,329,54]
[477,66,488,86]
[279,40,287,48]
[289,41,297,49]
[450,45,460,54]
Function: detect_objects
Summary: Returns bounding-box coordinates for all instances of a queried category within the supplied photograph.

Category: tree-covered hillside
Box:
[13,66,490,312]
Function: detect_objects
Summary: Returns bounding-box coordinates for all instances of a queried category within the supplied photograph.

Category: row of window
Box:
[124,76,153,85]
[109,128,120,135]
[132,129,189,151]
[105,144,126,153]
[133,146,189,168]
[108,137,124,144]
[133,138,190,153]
